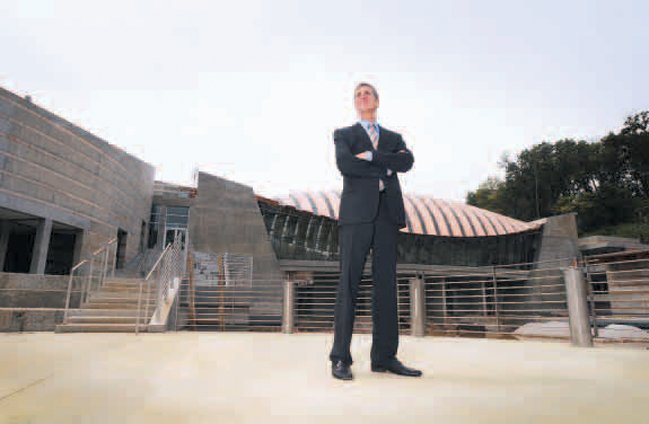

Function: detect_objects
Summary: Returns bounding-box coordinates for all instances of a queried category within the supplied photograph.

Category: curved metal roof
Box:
[280,191,540,237]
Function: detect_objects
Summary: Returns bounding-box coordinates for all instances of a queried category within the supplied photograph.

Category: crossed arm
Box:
[334,129,383,178]
[334,129,414,178]
[369,135,414,173]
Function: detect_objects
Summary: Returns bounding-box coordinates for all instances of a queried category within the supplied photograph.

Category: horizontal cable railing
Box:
[162,252,649,346]
[294,275,412,334]
[423,266,569,339]
[174,278,283,332]
[137,237,185,334]
[583,252,649,342]
[63,237,118,320]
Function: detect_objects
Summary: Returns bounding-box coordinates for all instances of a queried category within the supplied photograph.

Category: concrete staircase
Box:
[56,277,160,333]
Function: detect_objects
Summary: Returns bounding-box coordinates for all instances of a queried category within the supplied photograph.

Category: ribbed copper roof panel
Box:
[281,191,540,237]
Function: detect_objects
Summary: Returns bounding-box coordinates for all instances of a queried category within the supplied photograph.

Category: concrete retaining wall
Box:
[0,308,64,332]
[0,272,78,331]
[190,172,283,322]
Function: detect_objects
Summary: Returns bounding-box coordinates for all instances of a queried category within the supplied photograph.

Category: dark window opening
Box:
[116,229,127,269]
[44,231,76,275]
[3,226,35,273]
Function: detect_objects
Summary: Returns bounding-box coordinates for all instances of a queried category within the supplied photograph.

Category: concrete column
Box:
[0,221,11,271]
[29,218,53,274]
[282,279,295,334]
[410,277,426,337]
[563,267,593,347]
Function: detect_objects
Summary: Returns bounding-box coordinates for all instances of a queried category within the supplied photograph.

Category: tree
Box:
[466,110,649,236]
[466,177,505,214]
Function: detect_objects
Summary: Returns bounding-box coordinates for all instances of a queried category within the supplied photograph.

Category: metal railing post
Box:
[583,260,599,338]
[143,243,172,331]
[563,266,593,347]
[101,247,109,287]
[492,267,501,333]
[62,237,117,325]
[440,278,448,327]
[144,278,152,330]
[282,279,295,334]
[64,273,74,321]
[410,276,426,337]
[136,280,143,335]
[174,277,181,332]
[85,256,94,304]
[64,260,88,321]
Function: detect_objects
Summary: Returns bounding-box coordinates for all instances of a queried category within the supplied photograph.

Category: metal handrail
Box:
[145,243,173,281]
[63,237,118,321]
[63,260,88,321]
[137,238,184,334]
[86,237,118,299]
[137,246,170,334]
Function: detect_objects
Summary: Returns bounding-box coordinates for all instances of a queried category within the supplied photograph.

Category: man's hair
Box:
[354,82,379,100]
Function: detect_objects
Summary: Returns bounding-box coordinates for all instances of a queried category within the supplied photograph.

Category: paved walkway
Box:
[1,332,648,423]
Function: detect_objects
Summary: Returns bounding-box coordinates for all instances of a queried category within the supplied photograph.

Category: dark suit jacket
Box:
[334,123,414,228]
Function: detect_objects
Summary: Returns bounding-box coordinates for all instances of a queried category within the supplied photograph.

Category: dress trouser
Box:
[329,192,399,365]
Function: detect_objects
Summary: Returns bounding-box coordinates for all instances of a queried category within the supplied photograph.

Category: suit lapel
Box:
[355,122,390,151]
[354,122,373,149]
[377,125,389,151]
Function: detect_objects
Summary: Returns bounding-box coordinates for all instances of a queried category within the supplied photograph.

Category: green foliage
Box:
[466,177,505,214]
[466,111,649,237]
[582,222,649,244]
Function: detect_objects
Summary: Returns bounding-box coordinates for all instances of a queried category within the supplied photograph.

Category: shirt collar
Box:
[359,120,379,132]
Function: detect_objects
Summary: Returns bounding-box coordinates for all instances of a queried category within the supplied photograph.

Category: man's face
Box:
[354,85,379,115]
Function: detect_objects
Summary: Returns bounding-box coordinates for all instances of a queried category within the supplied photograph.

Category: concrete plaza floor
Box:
[0,332,648,423]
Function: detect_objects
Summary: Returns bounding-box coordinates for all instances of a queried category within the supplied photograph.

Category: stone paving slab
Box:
[0,332,648,423]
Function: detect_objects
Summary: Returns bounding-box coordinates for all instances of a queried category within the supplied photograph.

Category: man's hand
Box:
[355,151,372,161]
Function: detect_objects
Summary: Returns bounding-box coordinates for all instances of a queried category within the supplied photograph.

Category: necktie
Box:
[368,123,379,149]
[367,123,384,191]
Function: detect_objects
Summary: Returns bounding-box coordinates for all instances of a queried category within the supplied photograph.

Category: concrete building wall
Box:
[189,172,283,323]
[190,172,282,281]
[535,213,579,266]
[513,213,581,316]
[0,87,155,268]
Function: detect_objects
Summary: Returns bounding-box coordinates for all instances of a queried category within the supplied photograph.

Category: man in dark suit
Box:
[329,82,422,380]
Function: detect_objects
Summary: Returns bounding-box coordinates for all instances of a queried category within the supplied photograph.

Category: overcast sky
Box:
[1,0,647,202]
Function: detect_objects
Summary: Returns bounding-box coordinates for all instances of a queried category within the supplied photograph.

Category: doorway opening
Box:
[116,229,127,269]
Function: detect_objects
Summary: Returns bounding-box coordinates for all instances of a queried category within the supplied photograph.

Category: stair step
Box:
[87,295,158,303]
[99,283,148,288]
[55,323,147,333]
[89,294,157,300]
[67,309,151,317]
[104,278,146,284]
[96,283,154,289]
[96,289,157,295]
[83,302,156,310]
[87,298,157,305]
[67,316,146,324]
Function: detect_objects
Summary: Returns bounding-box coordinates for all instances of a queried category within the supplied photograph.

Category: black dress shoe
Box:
[332,360,353,380]
[371,359,422,377]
